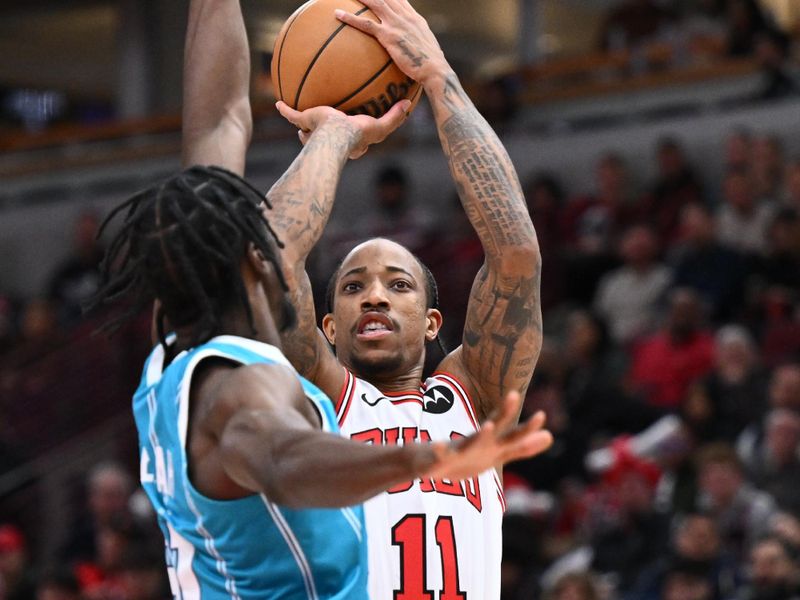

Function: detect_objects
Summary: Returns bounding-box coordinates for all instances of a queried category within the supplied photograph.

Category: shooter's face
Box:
[323,238,440,379]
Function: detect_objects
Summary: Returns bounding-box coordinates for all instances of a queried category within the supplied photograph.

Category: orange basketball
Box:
[271,0,422,117]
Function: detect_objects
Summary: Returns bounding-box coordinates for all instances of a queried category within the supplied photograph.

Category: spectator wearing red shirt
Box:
[629,288,715,409]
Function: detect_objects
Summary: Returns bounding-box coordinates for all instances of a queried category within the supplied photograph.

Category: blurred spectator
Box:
[46,211,104,326]
[739,408,800,517]
[751,135,786,203]
[760,300,800,366]
[627,512,741,600]
[753,28,798,101]
[725,128,754,172]
[629,288,715,409]
[738,536,800,599]
[716,168,775,255]
[35,568,81,600]
[750,208,800,325]
[476,76,518,132]
[544,571,601,600]
[784,159,800,211]
[0,294,16,357]
[563,310,655,452]
[725,0,772,57]
[561,154,638,305]
[524,173,566,313]
[680,0,729,43]
[660,565,715,600]
[116,545,170,600]
[682,325,766,443]
[642,137,705,244]
[561,153,641,250]
[670,203,747,322]
[356,164,434,256]
[695,443,778,559]
[0,524,35,600]
[586,450,670,593]
[597,0,675,51]
[594,224,672,346]
[737,364,800,461]
[60,461,134,563]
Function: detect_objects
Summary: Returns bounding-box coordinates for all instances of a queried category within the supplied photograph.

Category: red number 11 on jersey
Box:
[392,514,467,600]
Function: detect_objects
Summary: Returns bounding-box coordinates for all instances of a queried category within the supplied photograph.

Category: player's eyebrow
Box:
[341,266,367,279]
[386,266,417,281]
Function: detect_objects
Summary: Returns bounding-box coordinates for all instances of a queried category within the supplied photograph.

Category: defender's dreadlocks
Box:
[324,246,448,356]
[86,165,294,349]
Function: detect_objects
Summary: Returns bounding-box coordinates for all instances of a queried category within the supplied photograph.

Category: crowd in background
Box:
[2,120,798,600]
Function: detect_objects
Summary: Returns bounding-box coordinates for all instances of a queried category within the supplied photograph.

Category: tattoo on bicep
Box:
[464,264,543,395]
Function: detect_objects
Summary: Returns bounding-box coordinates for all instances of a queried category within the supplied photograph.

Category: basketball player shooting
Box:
[272,2,544,598]
[83,0,549,597]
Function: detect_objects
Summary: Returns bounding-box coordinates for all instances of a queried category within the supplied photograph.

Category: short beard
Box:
[349,351,404,379]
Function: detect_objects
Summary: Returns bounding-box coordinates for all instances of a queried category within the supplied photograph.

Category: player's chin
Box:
[349,349,404,377]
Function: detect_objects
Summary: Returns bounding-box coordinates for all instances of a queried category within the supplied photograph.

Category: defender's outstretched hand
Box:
[421,391,553,481]
[335,0,450,86]
[276,99,410,159]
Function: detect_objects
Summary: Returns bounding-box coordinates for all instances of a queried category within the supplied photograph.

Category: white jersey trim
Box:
[260,496,319,600]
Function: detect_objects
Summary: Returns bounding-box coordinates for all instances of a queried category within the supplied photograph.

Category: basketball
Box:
[271,0,422,117]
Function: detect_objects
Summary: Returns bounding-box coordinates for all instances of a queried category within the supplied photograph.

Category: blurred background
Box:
[1,0,800,599]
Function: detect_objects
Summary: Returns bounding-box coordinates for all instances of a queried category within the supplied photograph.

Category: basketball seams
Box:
[275,0,317,104]
[331,59,393,109]
[293,6,371,110]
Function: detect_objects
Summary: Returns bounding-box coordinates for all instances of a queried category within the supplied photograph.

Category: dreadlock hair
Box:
[324,243,448,356]
[85,165,294,349]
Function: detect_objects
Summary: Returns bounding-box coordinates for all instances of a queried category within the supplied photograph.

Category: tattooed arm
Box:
[182,0,252,172]
[337,0,542,421]
[268,102,411,398]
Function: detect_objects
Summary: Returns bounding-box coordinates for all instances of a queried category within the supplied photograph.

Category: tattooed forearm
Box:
[430,74,536,256]
[266,118,357,376]
[268,119,359,258]
[428,72,542,418]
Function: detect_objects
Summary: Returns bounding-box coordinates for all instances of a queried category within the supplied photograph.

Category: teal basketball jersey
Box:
[133,335,368,599]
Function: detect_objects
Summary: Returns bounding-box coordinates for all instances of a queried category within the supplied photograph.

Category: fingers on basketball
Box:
[273,0,420,118]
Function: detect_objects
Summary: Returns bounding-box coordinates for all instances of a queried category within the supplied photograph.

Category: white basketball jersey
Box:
[335,369,505,600]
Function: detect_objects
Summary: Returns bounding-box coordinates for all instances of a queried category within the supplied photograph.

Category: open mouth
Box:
[356,312,394,340]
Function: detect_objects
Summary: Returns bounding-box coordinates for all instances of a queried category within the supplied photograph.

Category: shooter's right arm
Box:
[217,363,552,508]
[267,103,409,395]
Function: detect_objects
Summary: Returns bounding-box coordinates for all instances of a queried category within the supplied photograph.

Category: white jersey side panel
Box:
[336,370,505,600]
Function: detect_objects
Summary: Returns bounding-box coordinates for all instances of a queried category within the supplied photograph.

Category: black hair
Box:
[85,165,294,349]
[324,243,447,355]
